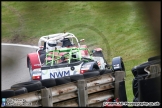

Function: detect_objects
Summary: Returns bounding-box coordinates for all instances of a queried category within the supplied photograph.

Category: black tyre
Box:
[85,70,99,73]
[1,89,15,98]
[11,80,42,92]
[83,71,100,79]
[55,76,71,85]
[120,60,125,72]
[11,87,28,96]
[99,69,113,75]
[40,78,56,88]
[70,74,84,82]
[132,76,143,98]
[132,78,138,98]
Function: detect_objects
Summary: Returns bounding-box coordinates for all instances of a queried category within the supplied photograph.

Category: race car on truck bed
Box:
[27,32,125,80]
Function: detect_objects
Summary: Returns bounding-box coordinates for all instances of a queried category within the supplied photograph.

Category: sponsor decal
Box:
[113,64,120,69]
[50,70,70,78]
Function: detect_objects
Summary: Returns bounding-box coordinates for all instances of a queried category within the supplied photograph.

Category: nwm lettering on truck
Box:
[50,70,70,78]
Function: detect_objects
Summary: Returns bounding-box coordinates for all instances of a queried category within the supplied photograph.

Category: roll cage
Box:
[44,47,94,66]
[38,32,83,51]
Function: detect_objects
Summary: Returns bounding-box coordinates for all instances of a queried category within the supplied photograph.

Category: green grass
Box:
[2,1,159,102]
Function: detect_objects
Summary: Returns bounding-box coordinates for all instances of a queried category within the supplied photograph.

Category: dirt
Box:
[2,35,39,46]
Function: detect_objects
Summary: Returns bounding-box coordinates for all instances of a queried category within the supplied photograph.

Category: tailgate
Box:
[41,61,83,79]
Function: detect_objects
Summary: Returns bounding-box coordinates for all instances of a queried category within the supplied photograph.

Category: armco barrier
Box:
[3,71,126,107]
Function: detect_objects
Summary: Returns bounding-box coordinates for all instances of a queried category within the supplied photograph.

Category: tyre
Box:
[132,77,143,98]
[2,89,15,98]
[83,71,100,79]
[40,78,56,88]
[132,78,138,98]
[55,76,71,86]
[70,74,84,82]
[11,80,42,92]
[121,61,125,71]
[85,70,99,73]
[11,87,28,96]
[99,69,113,75]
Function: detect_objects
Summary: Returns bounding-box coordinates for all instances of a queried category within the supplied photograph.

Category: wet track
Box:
[1,43,38,90]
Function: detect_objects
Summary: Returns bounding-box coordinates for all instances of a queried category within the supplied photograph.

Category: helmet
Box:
[56,41,63,50]
[48,40,57,47]
[47,40,57,51]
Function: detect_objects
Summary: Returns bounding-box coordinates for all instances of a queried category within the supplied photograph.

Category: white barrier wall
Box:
[1,43,38,90]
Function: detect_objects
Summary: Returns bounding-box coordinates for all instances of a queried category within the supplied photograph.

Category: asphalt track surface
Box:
[1,43,39,90]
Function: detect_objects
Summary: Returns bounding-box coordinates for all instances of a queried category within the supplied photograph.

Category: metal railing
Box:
[5,71,126,107]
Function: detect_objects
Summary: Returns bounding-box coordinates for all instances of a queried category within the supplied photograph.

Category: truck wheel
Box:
[11,80,42,92]
[55,76,71,86]
[40,79,56,88]
[2,89,15,98]
[99,69,113,75]
[83,71,100,79]
[11,87,28,96]
[70,74,84,82]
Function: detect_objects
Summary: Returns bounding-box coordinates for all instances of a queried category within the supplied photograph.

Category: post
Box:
[41,88,53,107]
[77,79,88,107]
[114,71,125,99]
